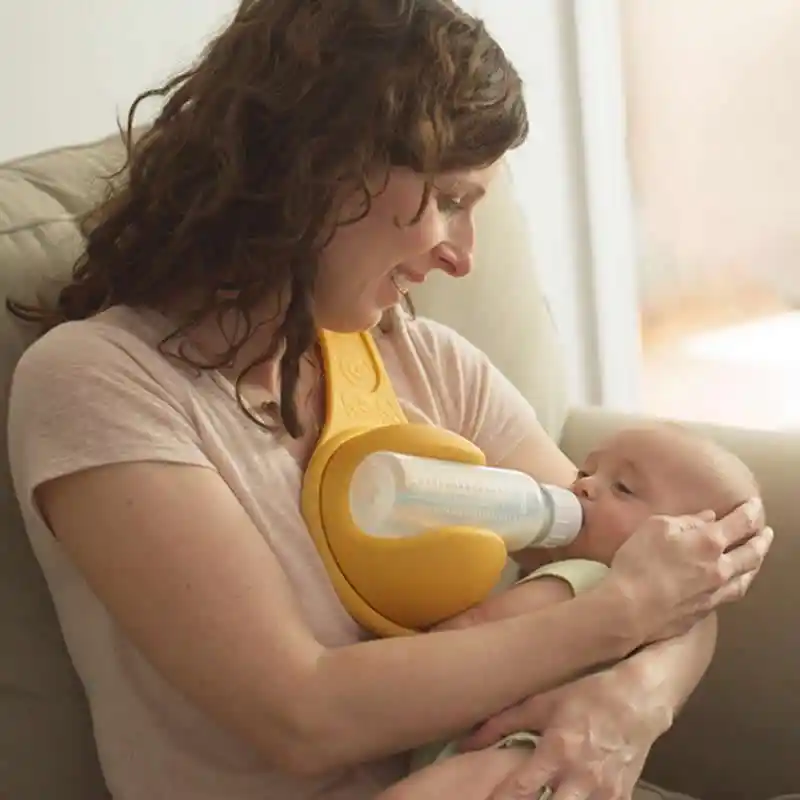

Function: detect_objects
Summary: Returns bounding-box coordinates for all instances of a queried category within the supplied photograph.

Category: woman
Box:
[7,1,769,799]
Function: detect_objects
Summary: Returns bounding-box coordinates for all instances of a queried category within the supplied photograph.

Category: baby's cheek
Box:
[605,525,636,559]
[582,506,648,563]
[566,519,616,564]
[588,530,625,565]
[610,506,653,549]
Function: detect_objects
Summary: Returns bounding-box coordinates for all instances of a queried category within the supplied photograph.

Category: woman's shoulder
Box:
[17,305,172,363]
[8,308,215,496]
[13,306,187,395]
[9,307,202,449]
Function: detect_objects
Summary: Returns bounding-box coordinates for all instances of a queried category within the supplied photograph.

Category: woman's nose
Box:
[434,243,472,278]
[435,214,475,277]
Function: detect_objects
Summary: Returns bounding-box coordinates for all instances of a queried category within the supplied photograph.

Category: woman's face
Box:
[314,163,499,332]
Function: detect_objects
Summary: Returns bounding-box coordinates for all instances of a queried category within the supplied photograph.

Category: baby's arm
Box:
[432,560,609,632]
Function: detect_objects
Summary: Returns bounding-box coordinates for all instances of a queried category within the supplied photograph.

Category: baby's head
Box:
[566,423,760,565]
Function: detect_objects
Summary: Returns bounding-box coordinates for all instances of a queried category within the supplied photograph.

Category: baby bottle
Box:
[348,451,583,550]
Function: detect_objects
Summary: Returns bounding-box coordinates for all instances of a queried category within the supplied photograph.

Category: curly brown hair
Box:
[10,0,527,436]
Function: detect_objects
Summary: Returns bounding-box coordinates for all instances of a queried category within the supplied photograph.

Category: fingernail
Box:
[699,509,717,522]
[745,498,762,524]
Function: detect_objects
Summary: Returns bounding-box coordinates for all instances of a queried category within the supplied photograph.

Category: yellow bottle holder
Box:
[301,329,508,637]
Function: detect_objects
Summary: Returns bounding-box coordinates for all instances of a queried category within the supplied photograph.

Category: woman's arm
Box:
[39,462,639,777]
[614,613,718,729]
[432,577,575,631]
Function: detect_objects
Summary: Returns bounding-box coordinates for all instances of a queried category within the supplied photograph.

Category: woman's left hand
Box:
[459,662,672,800]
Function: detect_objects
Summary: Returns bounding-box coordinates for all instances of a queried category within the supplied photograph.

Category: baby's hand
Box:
[432,576,574,632]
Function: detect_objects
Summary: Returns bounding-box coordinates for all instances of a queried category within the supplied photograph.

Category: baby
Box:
[439,420,760,631]
[411,421,761,782]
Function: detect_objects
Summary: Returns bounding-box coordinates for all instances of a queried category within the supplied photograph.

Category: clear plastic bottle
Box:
[348,451,583,550]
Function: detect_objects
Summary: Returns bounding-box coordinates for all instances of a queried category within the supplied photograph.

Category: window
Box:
[481,0,800,429]
[478,0,641,410]
[623,0,800,430]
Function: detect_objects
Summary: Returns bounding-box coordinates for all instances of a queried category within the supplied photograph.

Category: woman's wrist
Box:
[578,576,647,658]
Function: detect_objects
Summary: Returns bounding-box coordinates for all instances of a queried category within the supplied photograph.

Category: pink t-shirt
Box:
[7,305,542,800]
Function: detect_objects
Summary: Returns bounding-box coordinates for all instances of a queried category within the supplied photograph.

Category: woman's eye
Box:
[437,194,467,215]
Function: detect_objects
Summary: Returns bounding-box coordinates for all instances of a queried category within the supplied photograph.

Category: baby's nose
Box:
[573,475,598,500]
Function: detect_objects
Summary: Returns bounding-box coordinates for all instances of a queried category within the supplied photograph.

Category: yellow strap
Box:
[317,329,406,441]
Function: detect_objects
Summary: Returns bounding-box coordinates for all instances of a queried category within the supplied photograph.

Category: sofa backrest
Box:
[0,137,132,800]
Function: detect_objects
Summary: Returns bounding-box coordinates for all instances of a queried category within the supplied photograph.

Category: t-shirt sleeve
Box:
[8,323,213,504]
[405,318,547,467]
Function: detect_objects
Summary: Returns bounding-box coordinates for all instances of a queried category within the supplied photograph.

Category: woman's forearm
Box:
[615,613,718,732]
[298,585,639,771]
[432,577,575,631]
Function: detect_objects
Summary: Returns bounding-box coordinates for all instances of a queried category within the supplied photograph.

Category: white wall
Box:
[1,0,621,409]
[0,0,235,161]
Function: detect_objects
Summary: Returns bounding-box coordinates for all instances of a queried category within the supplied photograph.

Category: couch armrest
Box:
[560,406,800,800]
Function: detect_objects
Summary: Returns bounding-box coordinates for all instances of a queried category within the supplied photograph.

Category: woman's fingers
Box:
[707,526,773,609]
[712,497,764,550]
[710,571,757,609]
[460,695,553,752]
[487,750,556,800]
[721,526,773,578]
[460,716,517,752]
[548,780,593,800]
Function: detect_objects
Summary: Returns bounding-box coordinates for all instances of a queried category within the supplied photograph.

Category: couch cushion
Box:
[0,134,127,800]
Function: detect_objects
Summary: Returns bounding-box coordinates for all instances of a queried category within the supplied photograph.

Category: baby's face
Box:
[566,427,741,564]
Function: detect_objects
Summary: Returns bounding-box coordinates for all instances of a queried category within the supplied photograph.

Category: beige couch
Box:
[0,135,798,800]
